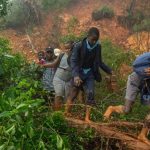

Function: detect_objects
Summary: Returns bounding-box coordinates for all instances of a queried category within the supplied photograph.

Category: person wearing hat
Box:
[40,42,74,110]
[42,47,56,92]
[104,52,150,145]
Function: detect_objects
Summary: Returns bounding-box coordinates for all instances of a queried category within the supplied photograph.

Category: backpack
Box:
[133,52,150,78]
[133,53,150,105]
[65,41,84,67]
[139,78,150,105]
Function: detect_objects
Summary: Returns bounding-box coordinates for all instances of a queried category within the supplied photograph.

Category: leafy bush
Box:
[42,0,72,11]
[4,0,41,29]
[0,0,9,17]
[101,39,135,71]
[117,10,147,31]
[133,18,150,32]
[60,32,87,43]
[92,6,114,21]
[0,37,96,149]
[67,16,79,32]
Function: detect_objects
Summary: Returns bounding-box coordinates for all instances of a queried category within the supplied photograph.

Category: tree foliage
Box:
[0,0,9,17]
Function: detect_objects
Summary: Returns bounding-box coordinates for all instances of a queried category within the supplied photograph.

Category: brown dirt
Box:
[61,0,130,45]
[0,0,149,62]
[126,32,150,54]
[0,14,54,62]
[119,63,132,79]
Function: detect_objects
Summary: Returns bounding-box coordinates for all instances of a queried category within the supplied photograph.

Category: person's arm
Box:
[71,42,83,86]
[41,55,61,68]
[98,45,112,74]
[70,42,81,77]
[124,100,134,114]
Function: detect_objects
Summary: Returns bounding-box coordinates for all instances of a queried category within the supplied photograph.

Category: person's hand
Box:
[144,68,150,76]
[110,70,114,75]
[38,62,45,68]
[74,76,83,87]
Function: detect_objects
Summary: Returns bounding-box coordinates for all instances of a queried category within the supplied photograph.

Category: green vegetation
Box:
[0,0,9,17]
[133,18,150,32]
[92,6,114,21]
[59,32,87,43]
[118,2,149,32]
[67,16,79,32]
[42,0,72,11]
[4,0,41,29]
[0,37,103,149]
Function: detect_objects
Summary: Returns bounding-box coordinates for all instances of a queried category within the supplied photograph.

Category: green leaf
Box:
[0,144,6,150]
[57,135,63,150]
[38,141,47,150]
[27,126,34,138]
[0,111,11,118]
[6,125,15,135]
[16,103,28,110]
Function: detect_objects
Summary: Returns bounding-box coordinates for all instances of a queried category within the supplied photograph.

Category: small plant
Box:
[59,31,87,43]
[117,10,146,30]
[67,16,79,32]
[42,0,72,11]
[133,18,150,32]
[92,6,114,21]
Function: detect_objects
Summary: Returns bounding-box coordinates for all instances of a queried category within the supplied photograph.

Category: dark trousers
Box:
[69,71,96,105]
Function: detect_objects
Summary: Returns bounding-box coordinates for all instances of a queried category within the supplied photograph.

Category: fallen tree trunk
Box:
[103,121,143,128]
[65,117,150,150]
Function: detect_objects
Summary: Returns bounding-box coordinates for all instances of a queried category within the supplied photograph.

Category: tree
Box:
[0,0,9,17]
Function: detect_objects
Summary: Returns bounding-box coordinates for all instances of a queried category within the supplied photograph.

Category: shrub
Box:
[92,6,114,21]
[42,0,72,11]
[0,0,9,17]
[133,18,150,32]
[59,32,87,43]
[67,16,79,32]
[117,10,146,30]
[5,0,41,29]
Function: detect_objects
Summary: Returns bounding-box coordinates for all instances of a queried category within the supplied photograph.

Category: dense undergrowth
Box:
[0,37,149,150]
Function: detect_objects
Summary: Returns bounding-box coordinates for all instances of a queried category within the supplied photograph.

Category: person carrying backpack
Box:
[40,41,74,110]
[104,52,150,145]
[65,27,113,123]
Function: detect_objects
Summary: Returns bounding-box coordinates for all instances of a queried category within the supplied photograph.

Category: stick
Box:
[26,33,37,53]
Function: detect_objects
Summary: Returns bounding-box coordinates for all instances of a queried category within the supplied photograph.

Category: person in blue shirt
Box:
[104,52,150,145]
[65,27,113,122]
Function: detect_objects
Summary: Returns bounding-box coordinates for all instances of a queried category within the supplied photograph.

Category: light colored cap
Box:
[54,48,61,56]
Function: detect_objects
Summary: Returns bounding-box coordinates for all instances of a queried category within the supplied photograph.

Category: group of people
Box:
[39,27,112,122]
[38,27,150,145]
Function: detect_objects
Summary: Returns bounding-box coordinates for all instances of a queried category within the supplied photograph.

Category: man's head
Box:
[38,51,45,61]
[87,27,100,46]
[63,41,74,54]
[45,47,54,60]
